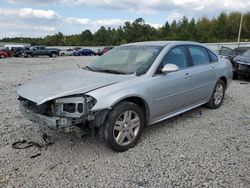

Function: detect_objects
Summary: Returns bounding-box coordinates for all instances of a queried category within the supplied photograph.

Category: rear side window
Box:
[208,50,218,62]
[188,46,210,66]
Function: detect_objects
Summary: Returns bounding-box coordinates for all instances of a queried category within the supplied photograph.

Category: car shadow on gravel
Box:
[13,102,224,156]
[28,105,208,153]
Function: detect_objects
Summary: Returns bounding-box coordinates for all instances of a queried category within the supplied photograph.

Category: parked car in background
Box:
[102,46,114,54]
[73,48,95,56]
[60,48,75,56]
[0,48,11,57]
[0,49,11,58]
[23,46,60,58]
[93,48,103,56]
[232,50,250,79]
[4,44,25,50]
[73,47,81,51]
[17,41,232,152]
[219,46,250,79]
[13,47,30,57]
[219,46,250,60]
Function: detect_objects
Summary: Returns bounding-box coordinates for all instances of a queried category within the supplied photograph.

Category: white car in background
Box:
[4,44,25,50]
[59,48,75,56]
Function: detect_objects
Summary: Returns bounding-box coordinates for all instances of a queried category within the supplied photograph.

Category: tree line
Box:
[1,11,250,46]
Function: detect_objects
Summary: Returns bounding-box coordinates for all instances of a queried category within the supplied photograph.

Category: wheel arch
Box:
[115,96,150,126]
[219,76,227,88]
[92,95,150,128]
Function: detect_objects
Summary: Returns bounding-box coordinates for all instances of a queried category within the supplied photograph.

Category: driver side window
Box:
[158,46,188,72]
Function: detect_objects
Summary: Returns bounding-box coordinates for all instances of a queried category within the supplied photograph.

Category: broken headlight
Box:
[85,95,96,110]
[54,96,96,118]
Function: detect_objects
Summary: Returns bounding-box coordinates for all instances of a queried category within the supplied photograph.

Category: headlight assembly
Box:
[85,95,97,110]
[54,95,96,118]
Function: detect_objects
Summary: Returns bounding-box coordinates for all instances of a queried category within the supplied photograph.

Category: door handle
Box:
[184,73,192,78]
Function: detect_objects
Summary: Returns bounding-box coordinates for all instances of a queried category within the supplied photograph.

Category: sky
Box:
[0,0,249,38]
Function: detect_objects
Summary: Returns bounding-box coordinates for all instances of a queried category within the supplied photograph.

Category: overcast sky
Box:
[0,0,249,38]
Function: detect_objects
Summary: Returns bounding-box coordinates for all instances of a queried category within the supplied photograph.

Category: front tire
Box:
[101,101,145,152]
[206,79,225,109]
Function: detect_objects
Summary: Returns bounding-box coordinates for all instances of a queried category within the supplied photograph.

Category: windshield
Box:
[89,45,163,76]
[243,50,250,56]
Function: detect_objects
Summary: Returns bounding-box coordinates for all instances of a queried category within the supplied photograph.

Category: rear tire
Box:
[100,101,145,152]
[51,53,56,58]
[206,79,225,109]
[0,54,5,58]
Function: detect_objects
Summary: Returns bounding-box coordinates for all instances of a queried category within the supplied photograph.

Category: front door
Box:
[151,46,193,121]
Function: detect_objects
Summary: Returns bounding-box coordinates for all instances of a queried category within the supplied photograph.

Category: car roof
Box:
[121,41,205,47]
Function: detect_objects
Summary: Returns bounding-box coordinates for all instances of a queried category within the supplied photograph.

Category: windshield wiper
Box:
[95,69,126,75]
[82,66,96,71]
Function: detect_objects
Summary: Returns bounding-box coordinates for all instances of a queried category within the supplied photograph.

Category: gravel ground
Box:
[0,56,249,188]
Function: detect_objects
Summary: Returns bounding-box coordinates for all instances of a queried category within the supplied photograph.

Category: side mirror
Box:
[161,64,179,74]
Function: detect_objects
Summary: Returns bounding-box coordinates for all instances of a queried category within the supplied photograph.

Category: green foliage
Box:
[1,11,250,46]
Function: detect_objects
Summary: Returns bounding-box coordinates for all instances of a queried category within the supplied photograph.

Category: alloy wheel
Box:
[214,83,224,105]
[113,110,140,146]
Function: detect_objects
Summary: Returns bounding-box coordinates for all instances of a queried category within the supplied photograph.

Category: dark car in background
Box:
[73,47,81,51]
[73,48,95,56]
[23,46,60,58]
[219,46,250,79]
[232,50,250,79]
[14,47,30,57]
[219,46,250,60]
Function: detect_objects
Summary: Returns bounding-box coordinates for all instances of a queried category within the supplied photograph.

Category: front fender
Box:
[86,79,154,115]
[90,88,151,112]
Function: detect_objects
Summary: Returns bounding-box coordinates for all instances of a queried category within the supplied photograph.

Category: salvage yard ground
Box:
[0,56,249,187]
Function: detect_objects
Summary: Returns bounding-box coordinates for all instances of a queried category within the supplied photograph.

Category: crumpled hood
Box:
[17,69,134,105]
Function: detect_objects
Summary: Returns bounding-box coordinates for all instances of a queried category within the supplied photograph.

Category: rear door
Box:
[39,46,46,55]
[187,45,218,104]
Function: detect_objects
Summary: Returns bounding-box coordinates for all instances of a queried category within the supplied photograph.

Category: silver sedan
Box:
[17,41,232,151]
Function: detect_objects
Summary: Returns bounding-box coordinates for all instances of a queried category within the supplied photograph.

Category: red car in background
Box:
[102,46,114,54]
[0,49,11,58]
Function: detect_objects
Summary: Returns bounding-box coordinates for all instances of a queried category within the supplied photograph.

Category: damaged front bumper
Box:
[20,103,84,129]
